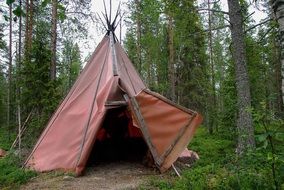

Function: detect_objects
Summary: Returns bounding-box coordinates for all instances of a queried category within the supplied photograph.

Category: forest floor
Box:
[20,161,159,190]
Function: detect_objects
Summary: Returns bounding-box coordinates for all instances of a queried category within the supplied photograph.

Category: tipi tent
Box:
[25,15,203,176]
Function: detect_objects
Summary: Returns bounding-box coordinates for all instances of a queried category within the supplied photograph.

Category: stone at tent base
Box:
[0,148,6,157]
[175,148,199,169]
[63,175,75,181]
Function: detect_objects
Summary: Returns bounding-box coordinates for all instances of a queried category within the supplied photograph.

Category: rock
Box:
[0,148,6,157]
[63,175,75,181]
[177,148,199,165]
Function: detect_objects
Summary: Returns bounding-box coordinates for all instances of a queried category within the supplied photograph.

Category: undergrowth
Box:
[0,126,37,189]
[0,153,37,189]
[142,126,284,190]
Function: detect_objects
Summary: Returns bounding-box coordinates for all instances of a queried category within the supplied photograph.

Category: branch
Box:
[197,8,229,15]
[204,25,230,32]
[243,11,255,22]
[245,18,272,33]
[65,11,97,23]
[257,26,274,43]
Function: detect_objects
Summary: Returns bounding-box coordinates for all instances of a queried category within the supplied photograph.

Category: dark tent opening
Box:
[87,106,148,166]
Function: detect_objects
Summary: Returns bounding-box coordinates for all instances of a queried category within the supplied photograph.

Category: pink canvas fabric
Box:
[25,36,146,175]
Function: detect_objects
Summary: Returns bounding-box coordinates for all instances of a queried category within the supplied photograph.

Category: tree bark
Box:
[271,0,284,112]
[17,0,22,154]
[272,31,283,113]
[168,14,176,102]
[50,0,58,80]
[24,0,33,60]
[208,0,216,134]
[8,1,12,141]
[227,0,255,154]
[135,0,142,74]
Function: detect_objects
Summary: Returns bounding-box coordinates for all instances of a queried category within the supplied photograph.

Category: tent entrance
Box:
[87,107,148,166]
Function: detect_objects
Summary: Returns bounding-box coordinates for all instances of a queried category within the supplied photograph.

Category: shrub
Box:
[0,153,37,188]
[144,127,282,189]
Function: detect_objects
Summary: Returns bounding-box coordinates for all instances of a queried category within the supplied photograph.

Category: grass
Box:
[0,126,37,189]
[141,127,284,190]
[0,153,37,189]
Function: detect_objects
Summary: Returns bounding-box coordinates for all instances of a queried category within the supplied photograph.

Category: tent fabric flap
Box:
[129,90,203,172]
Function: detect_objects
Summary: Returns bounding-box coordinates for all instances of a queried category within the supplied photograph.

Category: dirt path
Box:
[20,161,158,190]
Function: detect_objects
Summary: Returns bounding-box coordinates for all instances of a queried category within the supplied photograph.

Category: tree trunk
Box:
[24,0,33,60]
[50,0,58,80]
[68,46,73,90]
[227,0,255,154]
[168,14,176,102]
[207,0,216,134]
[271,0,284,112]
[135,0,142,74]
[8,1,12,141]
[272,31,283,114]
[17,0,22,154]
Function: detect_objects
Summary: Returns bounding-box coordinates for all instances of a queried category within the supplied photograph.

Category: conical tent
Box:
[25,19,203,175]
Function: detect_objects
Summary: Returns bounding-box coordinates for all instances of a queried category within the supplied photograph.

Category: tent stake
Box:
[172,164,181,178]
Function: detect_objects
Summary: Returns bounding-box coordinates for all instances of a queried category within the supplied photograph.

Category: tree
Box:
[165,2,176,102]
[271,0,284,112]
[135,0,142,73]
[125,0,208,113]
[227,0,255,154]
[50,0,58,80]
[24,0,33,62]
[16,0,23,154]
[206,0,217,134]
[58,40,82,95]
[0,24,7,126]
[7,0,13,139]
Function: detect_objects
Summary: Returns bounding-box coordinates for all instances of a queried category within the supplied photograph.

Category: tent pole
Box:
[110,31,118,76]
[172,164,181,178]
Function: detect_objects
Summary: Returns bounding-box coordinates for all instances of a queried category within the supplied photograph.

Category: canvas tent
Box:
[25,16,203,176]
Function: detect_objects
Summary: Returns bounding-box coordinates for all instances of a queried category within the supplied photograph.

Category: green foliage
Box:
[219,60,237,132]
[0,70,7,126]
[0,154,37,188]
[21,19,59,116]
[252,103,284,188]
[0,24,6,50]
[12,6,24,17]
[125,0,208,113]
[58,3,67,22]
[41,0,51,8]
[58,40,82,96]
[0,24,7,127]
[6,0,15,5]
[0,126,15,150]
[144,127,283,189]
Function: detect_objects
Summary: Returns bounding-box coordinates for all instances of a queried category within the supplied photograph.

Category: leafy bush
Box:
[0,153,37,188]
[0,126,16,150]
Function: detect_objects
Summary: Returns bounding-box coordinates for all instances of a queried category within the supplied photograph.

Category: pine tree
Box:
[58,40,82,95]
[227,0,255,154]
[271,0,284,112]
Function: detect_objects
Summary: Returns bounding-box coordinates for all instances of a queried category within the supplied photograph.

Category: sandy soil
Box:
[20,161,159,190]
